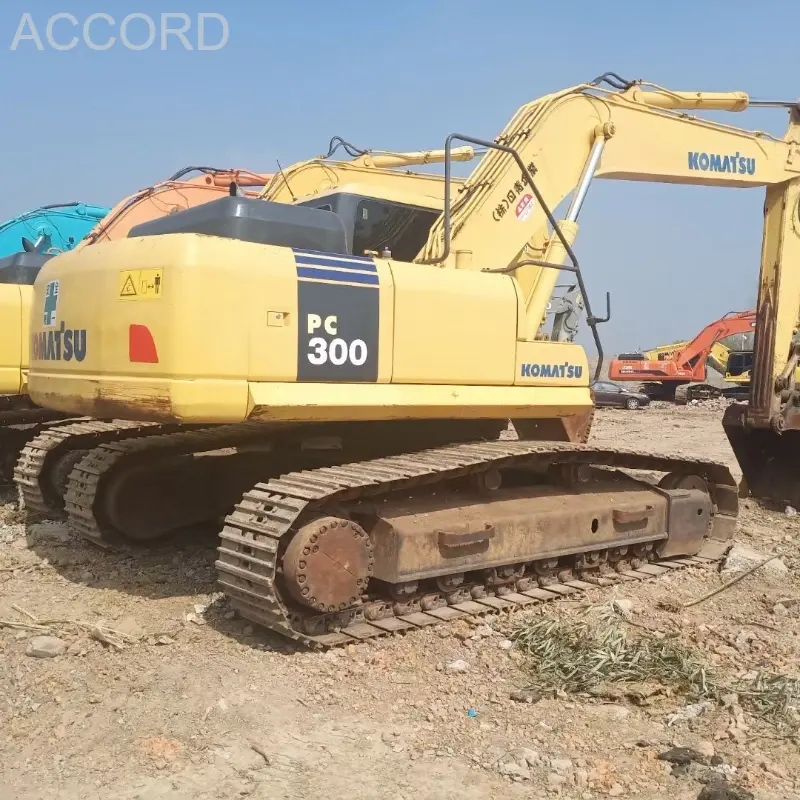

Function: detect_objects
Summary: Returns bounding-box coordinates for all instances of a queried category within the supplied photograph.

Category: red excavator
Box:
[608,310,756,403]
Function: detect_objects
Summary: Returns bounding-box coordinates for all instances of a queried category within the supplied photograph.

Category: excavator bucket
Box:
[722,403,800,507]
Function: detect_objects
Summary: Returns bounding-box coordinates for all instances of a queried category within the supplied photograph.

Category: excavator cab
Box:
[725,351,752,381]
[298,193,441,261]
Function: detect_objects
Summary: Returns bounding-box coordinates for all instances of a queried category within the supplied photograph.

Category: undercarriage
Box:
[11,418,739,649]
[639,382,723,404]
[0,394,75,482]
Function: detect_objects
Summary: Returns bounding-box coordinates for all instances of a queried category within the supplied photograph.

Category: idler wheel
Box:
[658,473,708,493]
[282,516,373,613]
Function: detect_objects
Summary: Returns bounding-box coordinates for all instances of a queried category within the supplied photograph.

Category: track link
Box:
[675,383,722,405]
[14,420,188,516]
[215,440,738,649]
[63,423,274,545]
[1,418,88,484]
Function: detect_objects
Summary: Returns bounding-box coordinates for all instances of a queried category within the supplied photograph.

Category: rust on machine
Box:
[210,439,737,649]
[282,517,374,612]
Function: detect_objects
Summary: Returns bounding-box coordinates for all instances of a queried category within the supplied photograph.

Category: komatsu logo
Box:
[520,362,583,379]
[43,280,59,326]
[688,151,756,175]
[32,325,87,362]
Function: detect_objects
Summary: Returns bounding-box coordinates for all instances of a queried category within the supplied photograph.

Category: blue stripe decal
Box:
[293,248,374,264]
[294,250,377,272]
[297,266,379,286]
[295,254,377,272]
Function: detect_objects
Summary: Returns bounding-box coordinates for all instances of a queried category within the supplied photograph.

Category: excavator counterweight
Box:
[1,169,273,490]
[9,156,476,514]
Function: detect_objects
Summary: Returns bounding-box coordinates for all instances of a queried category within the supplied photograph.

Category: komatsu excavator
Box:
[11,153,474,511]
[608,310,757,403]
[22,74,800,648]
[1,168,272,484]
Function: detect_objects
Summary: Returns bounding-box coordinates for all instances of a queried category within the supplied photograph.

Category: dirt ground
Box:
[2,403,799,800]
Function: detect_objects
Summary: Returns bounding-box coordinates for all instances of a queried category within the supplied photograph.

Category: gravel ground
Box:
[1,403,799,800]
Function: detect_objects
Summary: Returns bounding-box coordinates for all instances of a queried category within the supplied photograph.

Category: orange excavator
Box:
[79,166,273,247]
[608,310,756,403]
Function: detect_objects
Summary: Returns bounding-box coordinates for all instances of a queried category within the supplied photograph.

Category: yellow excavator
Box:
[0,168,275,485]
[21,73,800,648]
[9,154,476,512]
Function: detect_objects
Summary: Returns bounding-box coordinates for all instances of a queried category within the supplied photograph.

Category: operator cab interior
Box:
[298,193,440,260]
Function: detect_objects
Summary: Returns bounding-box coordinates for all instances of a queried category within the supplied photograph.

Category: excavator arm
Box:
[0,203,108,256]
[416,78,800,352]
[673,311,756,375]
[706,342,733,378]
[412,77,800,440]
[260,146,475,209]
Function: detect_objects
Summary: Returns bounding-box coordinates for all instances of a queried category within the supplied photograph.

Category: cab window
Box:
[352,198,439,261]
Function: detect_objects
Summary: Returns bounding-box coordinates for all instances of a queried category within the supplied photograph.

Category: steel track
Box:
[212,439,737,648]
[1,417,90,484]
[63,423,278,545]
[13,420,180,515]
[50,428,737,648]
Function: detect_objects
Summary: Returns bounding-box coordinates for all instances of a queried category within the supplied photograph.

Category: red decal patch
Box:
[129,324,159,363]
[515,193,534,221]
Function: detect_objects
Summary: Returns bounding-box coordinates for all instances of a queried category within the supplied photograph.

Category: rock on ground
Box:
[722,544,788,575]
[25,635,67,658]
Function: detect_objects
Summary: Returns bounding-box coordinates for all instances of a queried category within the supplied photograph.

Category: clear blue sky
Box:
[1,0,796,355]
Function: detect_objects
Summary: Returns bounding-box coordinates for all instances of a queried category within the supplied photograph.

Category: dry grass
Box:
[512,603,800,734]
[513,603,713,696]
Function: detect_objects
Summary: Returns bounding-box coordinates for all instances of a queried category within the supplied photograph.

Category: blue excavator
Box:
[0,202,109,283]
[0,201,109,476]
[0,202,109,258]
